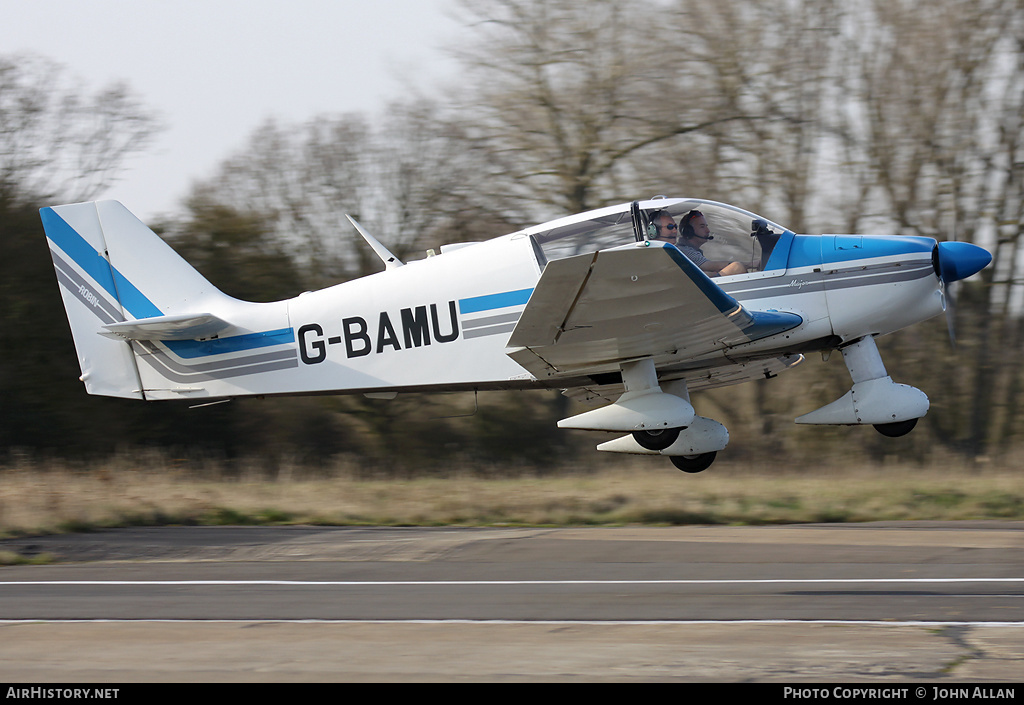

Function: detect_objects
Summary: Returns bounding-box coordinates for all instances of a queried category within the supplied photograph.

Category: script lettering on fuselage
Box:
[298,301,459,365]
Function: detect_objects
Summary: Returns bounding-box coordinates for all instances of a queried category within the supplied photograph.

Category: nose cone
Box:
[935,241,992,284]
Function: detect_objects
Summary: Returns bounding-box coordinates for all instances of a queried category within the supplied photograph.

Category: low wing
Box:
[562,354,805,406]
[506,242,801,378]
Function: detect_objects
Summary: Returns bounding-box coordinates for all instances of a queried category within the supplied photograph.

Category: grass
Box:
[0,550,56,565]
[0,451,1021,546]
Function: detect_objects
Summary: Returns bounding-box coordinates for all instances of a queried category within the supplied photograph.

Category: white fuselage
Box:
[133,231,944,401]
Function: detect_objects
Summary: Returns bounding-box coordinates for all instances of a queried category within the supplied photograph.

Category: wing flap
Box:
[507,243,801,377]
[506,251,598,346]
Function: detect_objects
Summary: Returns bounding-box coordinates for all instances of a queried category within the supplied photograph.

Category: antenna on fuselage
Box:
[345,215,405,270]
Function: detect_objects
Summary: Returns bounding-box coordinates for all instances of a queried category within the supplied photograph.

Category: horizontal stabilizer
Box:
[101,313,232,341]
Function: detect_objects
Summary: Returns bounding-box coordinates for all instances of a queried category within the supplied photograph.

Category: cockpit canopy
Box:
[526,198,792,275]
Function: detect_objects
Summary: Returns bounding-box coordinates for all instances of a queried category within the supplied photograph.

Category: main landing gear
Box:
[557,359,729,473]
[670,452,717,474]
[632,427,681,451]
[873,418,918,437]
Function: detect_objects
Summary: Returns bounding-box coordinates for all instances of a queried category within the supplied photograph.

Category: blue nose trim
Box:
[936,241,992,283]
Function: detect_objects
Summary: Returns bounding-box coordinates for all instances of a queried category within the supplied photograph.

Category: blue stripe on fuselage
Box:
[785,234,936,269]
[164,328,296,358]
[459,288,534,314]
[41,207,292,358]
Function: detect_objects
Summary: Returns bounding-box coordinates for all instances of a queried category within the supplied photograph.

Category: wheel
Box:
[670,452,716,473]
[632,427,681,451]
[873,418,918,437]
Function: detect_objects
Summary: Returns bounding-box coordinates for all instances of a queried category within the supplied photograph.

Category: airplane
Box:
[39,197,991,473]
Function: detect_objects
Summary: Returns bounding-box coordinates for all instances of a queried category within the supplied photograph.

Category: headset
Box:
[646,209,677,240]
[679,209,714,241]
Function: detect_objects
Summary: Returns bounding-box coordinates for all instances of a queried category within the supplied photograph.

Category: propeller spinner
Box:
[933,241,992,347]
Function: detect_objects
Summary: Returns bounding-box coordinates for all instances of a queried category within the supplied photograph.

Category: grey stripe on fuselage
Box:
[134,343,298,375]
[462,311,522,340]
[463,323,518,339]
[462,311,522,330]
[50,247,298,381]
[134,342,299,383]
[725,262,934,302]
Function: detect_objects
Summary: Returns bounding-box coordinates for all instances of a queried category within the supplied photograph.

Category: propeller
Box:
[932,241,993,348]
[943,278,957,349]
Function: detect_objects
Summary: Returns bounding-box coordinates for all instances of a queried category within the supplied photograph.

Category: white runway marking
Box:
[1,578,1022,587]
[0,619,1022,626]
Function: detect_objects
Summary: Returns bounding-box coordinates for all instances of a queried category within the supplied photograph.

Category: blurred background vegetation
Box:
[1,0,1022,474]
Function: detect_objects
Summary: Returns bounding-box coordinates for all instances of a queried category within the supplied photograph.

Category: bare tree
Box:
[172,0,1024,461]
[0,53,160,204]
[444,0,753,219]
[838,0,1024,455]
[186,116,370,286]
[184,101,497,286]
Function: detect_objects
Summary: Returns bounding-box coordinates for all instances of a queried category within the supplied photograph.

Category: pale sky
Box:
[1,0,461,221]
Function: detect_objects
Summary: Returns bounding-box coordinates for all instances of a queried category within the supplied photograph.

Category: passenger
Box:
[647,210,678,243]
[676,210,748,277]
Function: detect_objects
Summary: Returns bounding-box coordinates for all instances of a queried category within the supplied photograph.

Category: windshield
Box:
[530,198,791,274]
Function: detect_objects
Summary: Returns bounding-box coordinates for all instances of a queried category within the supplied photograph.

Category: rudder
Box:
[40,201,227,400]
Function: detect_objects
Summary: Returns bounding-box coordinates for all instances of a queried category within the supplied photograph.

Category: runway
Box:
[1,523,1022,681]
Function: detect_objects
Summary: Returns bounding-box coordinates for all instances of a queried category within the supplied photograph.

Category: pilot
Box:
[676,210,748,277]
[648,210,678,243]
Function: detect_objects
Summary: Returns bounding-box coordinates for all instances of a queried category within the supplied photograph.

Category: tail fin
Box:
[40,201,235,399]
